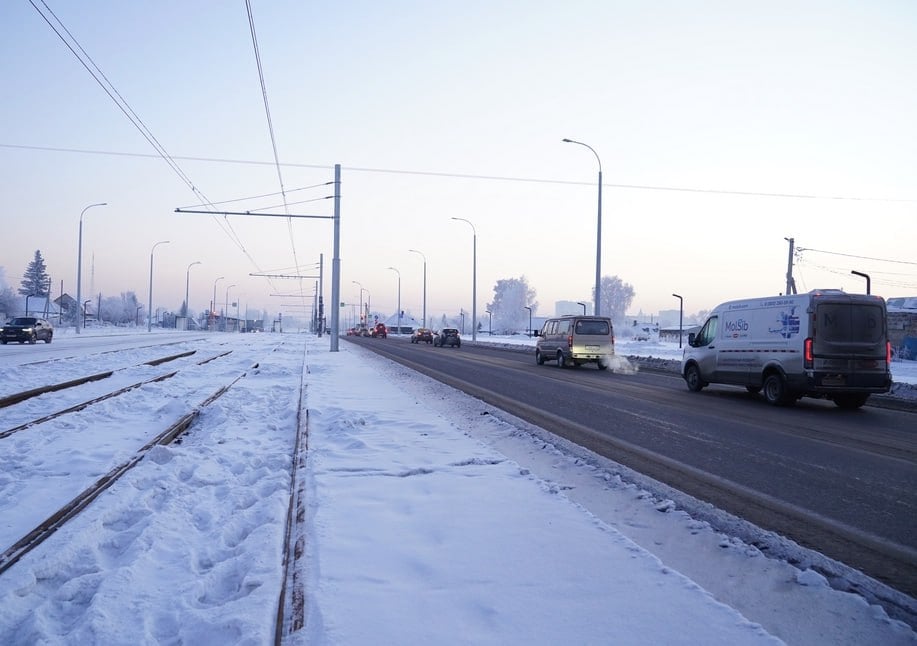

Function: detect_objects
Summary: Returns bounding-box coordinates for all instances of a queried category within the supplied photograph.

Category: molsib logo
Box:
[724,318,749,338]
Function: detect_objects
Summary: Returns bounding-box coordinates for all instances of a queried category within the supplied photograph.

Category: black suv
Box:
[435,328,461,347]
[0,317,54,344]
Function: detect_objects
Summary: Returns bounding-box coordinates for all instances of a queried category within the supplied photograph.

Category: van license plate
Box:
[586,345,599,352]
[822,375,846,386]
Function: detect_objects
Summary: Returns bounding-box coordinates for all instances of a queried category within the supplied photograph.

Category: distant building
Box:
[54,293,78,321]
[555,300,592,316]
[887,296,917,360]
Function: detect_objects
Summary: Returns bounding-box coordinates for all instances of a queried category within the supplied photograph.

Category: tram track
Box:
[0,349,202,410]
[0,354,255,577]
[0,350,233,439]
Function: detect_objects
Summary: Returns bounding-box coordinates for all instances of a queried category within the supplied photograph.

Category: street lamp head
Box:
[562,138,573,142]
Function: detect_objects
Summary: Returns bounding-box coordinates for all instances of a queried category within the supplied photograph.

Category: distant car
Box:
[371,323,388,338]
[411,328,433,344]
[0,317,54,344]
[434,328,461,347]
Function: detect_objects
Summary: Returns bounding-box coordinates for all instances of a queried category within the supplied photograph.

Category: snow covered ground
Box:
[0,329,914,644]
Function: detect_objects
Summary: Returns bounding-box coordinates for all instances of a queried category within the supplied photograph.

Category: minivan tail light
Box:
[567,334,573,348]
[886,341,892,365]
[804,337,814,368]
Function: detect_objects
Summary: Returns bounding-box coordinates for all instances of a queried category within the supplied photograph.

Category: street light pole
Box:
[451,218,477,341]
[225,284,237,332]
[388,267,401,334]
[577,301,587,315]
[147,240,170,332]
[851,270,871,295]
[352,280,365,328]
[524,306,533,337]
[563,138,603,317]
[76,202,107,334]
[408,249,427,329]
[672,293,684,348]
[485,309,492,336]
[212,276,224,331]
[184,261,201,320]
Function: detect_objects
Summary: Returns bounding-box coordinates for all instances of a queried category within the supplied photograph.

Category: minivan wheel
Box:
[684,364,705,392]
[763,373,792,406]
[536,350,545,365]
[556,351,567,368]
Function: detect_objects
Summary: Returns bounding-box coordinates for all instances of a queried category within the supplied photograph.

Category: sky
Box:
[0,329,915,644]
[2,1,916,326]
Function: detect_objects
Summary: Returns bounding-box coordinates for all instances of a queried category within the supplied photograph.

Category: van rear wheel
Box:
[556,351,567,368]
[536,350,545,365]
[763,373,793,406]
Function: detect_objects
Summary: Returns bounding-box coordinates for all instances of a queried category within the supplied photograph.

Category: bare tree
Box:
[593,276,635,322]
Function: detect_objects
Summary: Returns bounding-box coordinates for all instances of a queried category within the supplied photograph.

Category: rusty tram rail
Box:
[0,350,234,440]
[0,359,258,577]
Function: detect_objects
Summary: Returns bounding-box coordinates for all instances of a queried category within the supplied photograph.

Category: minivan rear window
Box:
[816,303,885,344]
[574,320,609,335]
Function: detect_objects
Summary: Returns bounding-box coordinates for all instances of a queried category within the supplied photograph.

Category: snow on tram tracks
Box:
[0,350,252,575]
[0,349,233,439]
[0,333,309,642]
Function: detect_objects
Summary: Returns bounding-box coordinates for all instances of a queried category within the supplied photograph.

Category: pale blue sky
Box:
[2,1,915,324]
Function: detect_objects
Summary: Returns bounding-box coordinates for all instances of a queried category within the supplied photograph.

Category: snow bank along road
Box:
[345,333,917,626]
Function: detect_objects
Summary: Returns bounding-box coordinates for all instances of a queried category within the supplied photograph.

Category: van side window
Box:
[559,320,571,334]
[694,316,718,346]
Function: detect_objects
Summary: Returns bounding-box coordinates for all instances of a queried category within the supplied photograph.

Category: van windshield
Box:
[815,303,885,344]
[574,320,609,335]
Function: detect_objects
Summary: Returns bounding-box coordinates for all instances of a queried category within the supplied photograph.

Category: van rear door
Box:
[811,298,889,389]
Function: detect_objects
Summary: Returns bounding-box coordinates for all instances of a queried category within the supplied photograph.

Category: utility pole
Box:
[784,237,797,295]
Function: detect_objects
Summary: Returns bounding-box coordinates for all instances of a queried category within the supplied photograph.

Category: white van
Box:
[535,316,615,369]
[680,290,891,408]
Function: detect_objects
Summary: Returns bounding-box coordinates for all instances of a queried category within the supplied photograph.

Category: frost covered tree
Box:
[486,276,537,333]
[593,275,635,322]
[99,292,141,325]
[19,250,50,297]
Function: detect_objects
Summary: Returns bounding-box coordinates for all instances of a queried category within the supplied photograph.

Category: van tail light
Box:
[804,338,814,368]
[567,334,573,348]
[886,341,892,365]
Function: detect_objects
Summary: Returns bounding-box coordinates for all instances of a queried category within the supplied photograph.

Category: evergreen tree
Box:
[19,250,50,297]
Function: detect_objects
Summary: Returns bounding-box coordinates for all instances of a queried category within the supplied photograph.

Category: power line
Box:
[27,3,283,295]
[4,143,915,204]
[177,183,333,210]
[796,247,917,266]
[245,0,305,307]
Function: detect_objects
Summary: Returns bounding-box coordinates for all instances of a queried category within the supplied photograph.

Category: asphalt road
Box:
[346,335,917,601]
